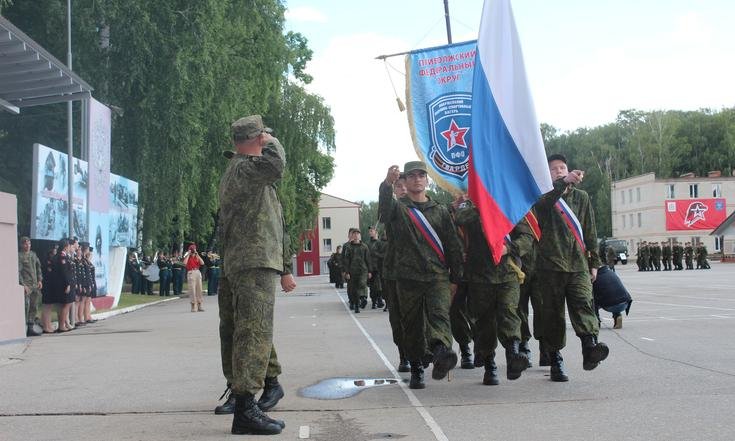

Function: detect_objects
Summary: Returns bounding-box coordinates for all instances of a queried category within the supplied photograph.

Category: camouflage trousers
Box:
[467,281,522,360]
[383,279,405,356]
[536,271,599,352]
[347,271,368,305]
[24,287,41,324]
[395,278,452,362]
[219,269,282,395]
[518,271,543,343]
[369,271,383,302]
[450,282,474,346]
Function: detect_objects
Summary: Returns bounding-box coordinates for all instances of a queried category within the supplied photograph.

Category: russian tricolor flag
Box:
[469,0,552,264]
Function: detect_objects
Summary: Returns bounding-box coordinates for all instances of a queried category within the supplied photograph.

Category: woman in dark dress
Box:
[328,246,345,289]
[40,244,57,333]
[41,239,74,332]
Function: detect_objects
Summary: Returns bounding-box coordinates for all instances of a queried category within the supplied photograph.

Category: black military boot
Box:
[482,352,499,385]
[214,384,235,414]
[398,349,411,372]
[409,362,426,389]
[581,335,609,371]
[431,343,458,380]
[231,393,282,435]
[26,323,42,337]
[354,301,360,313]
[257,377,285,412]
[459,343,474,369]
[371,300,377,309]
[359,296,368,309]
[377,297,385,309]
[549,351,569,382]
[505,340,528,380]
[519,340,533,368]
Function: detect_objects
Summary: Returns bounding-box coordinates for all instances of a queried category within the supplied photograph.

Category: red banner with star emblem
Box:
[665,198,727,230]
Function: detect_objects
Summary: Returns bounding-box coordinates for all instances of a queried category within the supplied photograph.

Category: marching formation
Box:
[331,154,611,389]
[635,241,711,271]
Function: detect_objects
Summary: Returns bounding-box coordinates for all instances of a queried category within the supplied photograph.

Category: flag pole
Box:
[444,0,453,44]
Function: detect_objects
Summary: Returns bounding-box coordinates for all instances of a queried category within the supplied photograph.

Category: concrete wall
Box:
[0,192,26,342]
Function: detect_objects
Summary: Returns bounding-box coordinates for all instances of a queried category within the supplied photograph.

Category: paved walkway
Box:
[1,263,734,440]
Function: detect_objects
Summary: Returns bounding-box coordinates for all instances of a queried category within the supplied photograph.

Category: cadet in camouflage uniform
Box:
[379,162,464,389]
[684,242,694,270]
[215,115,295,435]
[697,244,711,269]
[367,227,386,309]
[661,241,672,271]
[382,174,411,372]
[344,229,372,314]
[18,237,43,336]
[518,234,545,367]
[651,242,662,271]
[672,240,684,270]
[534,154,609,382]
[454,198,533,385]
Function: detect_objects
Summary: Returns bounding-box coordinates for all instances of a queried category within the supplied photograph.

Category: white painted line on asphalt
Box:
[299,425,310,439]
[635,300,735,312]
[335,291,449,441]
[711,315,729,318]
[640,337,655,341]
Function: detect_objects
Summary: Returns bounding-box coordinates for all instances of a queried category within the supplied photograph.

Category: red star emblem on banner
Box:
[441,119,469,151]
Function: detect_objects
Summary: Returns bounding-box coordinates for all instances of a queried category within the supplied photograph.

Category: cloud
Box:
[285,6,328,23]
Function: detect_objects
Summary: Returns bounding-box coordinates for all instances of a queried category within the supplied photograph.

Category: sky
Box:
[283,0,735,203]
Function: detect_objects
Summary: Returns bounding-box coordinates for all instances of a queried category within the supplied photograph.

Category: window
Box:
[323,238,332,252]
[666,184,675,199]
[322,217,331,230]
[712,184,722,198]
[689,184,698,198]
[622,215,626,229]
[628,189,633,203]
[303,261,313,274]
[629,214,634,228]
[303,239,312,252]
[620,191,625,204]
[636,187,641,202]
[637,212,642,227]
[715,236,723,252]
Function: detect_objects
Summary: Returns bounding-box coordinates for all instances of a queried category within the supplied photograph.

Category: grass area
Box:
[93,293,176,314]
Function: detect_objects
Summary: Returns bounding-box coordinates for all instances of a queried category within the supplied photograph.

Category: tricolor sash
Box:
[406,206,445,264]
[555,199,585,252]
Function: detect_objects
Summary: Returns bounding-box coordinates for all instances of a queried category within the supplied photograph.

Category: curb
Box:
[91,296,181,321]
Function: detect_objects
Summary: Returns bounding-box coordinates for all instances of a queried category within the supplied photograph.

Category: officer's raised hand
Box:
[385,165,401,185]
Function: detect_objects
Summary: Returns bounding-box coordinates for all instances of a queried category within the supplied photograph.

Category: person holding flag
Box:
[379,162,464,389]
[534,154,609,382]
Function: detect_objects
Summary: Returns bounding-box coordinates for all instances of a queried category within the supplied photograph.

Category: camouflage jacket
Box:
[344,241,372,274]
[534,178,601,273]
[18,250,43,287]
[454,202,534,284]
[382,223,397,281]
[217,139,292,276]
[378,181,463,282]
[367,237,387,273]
[672,245,683,258]
[651,245,662,259]
[662,246,672,259]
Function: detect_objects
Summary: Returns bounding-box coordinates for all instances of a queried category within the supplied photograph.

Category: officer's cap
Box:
[20,236,30,243]
[231,115,273,142]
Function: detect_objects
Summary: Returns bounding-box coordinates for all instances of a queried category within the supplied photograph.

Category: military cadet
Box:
[128,251,142,294]
[606,246,617,272]
[640,242,650,271]
[661,241,672,271]
[158,252,173,296]
[454,197,532,385]
[141,255,155,295]
[367,227,386,309]
[684,242,694,270]
[380,162,464,389]
[341,229,355,301]
[344,229,372,313]
[696,244,711,269]
[215,115,295,435]
[171,251,185,295]
[81,245,97,323]
[534,154,609,382]
[69,238,82,328]
[672,240,684,270]
[382,173,410,372]
[18,237,43,336]
[327,246,345,289]
[208,251,222,295]
[518,223,545,367]
[651,242,662,271]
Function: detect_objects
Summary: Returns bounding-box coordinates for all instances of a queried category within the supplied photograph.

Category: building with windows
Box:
[611,172,735,257]
[295,193,361,277]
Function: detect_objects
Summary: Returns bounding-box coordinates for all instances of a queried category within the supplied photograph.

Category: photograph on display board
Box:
[31,144,88,241]
[89,211,109,296]
[109,173,139,248]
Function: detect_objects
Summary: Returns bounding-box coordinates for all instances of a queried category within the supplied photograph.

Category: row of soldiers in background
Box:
[327,227,387,313]
[125,250,222,296]
[636,241,710,271]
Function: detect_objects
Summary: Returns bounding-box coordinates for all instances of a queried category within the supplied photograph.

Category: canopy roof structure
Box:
[0,15,92,114]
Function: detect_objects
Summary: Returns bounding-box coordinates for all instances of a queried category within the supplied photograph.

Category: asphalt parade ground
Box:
[1,262,734,440]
